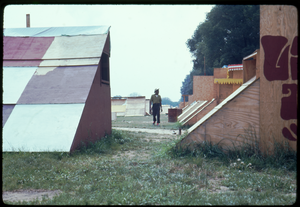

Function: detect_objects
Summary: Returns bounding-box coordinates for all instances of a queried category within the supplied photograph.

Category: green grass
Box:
[2,118,297,205]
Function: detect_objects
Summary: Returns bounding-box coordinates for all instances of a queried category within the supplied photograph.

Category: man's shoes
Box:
[153,122,155,125]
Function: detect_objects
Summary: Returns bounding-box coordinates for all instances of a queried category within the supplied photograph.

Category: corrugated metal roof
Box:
[187,76,257,134]
[3,104,84,152]
[4,26,110,37]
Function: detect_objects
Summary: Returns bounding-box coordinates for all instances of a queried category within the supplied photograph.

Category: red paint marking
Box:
[282,123,297,141]
[3,36,54,67]
[261,35,289,81]
[281,84,297,120]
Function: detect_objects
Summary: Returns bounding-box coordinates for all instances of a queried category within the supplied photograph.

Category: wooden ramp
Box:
[181,76,260,150]
[178,101,205,122]
[180,99,216,126]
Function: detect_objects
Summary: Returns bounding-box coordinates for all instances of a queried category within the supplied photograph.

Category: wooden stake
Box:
[26,14,30,28]
[204,56,206,75]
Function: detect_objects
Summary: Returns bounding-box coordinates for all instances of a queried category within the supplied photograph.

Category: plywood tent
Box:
[181,76,260,150]
[111,97,154,116]
[161,105,170,115]
[179,65,244,109]
[125,96,146,116]
[111,98,127,116]
[3,26,112,152]
[179,50,261,150]
[178,64,245,127]
[180,5,298,153]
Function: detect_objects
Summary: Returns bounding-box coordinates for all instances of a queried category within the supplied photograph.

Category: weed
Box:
[74,129,132,155]
[169,125,297,171]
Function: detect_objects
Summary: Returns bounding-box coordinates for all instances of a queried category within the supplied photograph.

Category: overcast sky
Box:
[4,4,214,102]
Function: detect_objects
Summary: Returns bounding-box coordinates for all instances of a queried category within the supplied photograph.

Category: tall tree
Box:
[180,74,192,96]
[183,5,259,96]
[161,97,180,107]
[128,92,141,97]
[180,69,203,98]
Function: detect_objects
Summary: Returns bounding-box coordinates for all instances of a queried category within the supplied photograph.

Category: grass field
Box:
[2,116,297,205]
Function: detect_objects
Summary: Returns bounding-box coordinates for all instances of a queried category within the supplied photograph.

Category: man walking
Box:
[150,88,162,126]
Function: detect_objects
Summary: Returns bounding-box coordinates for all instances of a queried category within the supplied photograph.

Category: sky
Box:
[3,4,214,102]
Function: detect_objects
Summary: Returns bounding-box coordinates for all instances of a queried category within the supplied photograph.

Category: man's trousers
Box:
[152,103,160,123]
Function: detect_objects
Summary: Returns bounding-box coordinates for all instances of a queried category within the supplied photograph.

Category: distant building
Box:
[111,97,170,116]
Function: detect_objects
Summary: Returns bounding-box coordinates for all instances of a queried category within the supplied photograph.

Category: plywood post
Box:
[26,14,30,28]
[259,5,297,153]
[182,95,189,107]
[243,59,256,83]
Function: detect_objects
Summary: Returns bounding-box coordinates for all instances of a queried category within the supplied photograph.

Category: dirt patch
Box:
[142,133,175,142]
[112,129,177,161]
[2,189,62,203]
[113,127,184,135]
[143,138,165,142]
[112,128,179,161]
[208,178,231,193]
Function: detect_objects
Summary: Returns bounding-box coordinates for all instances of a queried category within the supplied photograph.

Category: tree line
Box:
[181,5,260,96]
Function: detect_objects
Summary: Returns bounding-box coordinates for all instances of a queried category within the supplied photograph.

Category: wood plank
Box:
[178,101,206,122]
[205,106,259,141]
[187,99,217,126]
[219,84,233,101]
[259,5,297,152]
[182,79,260,150]
[194,123,256,149]
[256,49,261,79]
[180,103,206,125]
[243,59,256,83]
[180,125,206,149]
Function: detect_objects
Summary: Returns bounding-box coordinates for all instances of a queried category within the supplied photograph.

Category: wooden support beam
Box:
[26,14,30,28]
[259,5,298,153]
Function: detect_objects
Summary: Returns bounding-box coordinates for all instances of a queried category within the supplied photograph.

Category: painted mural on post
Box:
[261,35,298,141]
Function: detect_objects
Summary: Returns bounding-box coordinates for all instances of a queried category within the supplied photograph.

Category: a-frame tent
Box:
[3,26,112,152]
